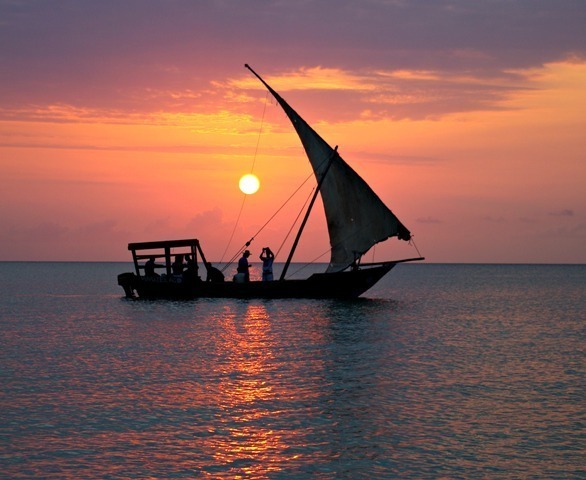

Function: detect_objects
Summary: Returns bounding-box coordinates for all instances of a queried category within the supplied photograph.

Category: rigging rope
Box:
[249,91,269,174]
[410,237,423,258]
[285,223,423,279]
[221,241,250,273]
[275,188,315,259]
[249,171,315,248]
[219,92,269,264]
[220,171,316,272]
[221,140,335,268]
[219,194,247,265]
[286,248,331,279]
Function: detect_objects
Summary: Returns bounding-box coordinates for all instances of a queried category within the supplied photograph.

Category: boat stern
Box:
[117,272,138,298]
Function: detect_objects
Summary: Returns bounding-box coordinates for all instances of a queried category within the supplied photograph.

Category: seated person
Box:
[144,256,160,278]
[183,255,201,282]
[205,262,225,282]
[172,255,185,275]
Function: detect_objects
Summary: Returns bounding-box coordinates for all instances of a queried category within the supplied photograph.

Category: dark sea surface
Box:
[1,262,584,479]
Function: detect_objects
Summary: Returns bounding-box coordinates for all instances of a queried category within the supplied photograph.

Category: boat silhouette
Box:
[118,65,423,299]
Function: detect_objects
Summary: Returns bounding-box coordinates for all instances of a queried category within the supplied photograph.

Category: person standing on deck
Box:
[260,247,274,281]
[237,250,251,282]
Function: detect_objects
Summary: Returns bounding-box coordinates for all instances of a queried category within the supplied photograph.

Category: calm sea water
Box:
[1,262,584,479]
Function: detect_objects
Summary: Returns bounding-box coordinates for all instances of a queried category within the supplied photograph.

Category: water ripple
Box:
[1,263,584,478]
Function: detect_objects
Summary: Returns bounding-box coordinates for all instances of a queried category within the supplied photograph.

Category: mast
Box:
[279,147,338,281]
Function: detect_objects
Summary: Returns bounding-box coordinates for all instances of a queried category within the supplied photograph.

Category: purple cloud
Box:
[1,0,584,115]
[549,209,575,217]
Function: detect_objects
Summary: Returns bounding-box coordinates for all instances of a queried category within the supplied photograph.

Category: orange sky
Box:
[1,2,585,263]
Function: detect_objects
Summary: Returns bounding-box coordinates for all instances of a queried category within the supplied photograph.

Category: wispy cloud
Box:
[222,65,538,121]
[482,216,507,223]
[549,209,575,217]
[417,216,442,224]
[227,66,376,92]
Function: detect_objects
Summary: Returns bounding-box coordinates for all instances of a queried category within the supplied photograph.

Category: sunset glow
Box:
[0,2,584,263]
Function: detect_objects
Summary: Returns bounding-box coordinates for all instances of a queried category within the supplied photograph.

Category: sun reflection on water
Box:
[203,303,297,477]
[2,264,584,478]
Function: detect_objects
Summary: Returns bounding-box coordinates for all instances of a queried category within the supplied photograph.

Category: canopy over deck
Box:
[128,238,208,278]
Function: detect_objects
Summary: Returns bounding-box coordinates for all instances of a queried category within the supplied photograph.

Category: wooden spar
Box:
[245,64,272,95]
[279,146,338,281]
[243,66,342,281]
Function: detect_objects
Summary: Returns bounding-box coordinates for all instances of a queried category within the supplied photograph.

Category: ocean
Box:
[1,262,584,479]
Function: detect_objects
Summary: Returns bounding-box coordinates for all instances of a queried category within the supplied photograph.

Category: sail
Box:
[246,65,411,272]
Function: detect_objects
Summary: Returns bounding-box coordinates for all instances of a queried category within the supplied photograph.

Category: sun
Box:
[239,174,260,194]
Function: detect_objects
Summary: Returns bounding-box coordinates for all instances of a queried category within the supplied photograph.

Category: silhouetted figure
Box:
[172,254,185,275]
[144,256,159,278]
[205,262,225,282]
[260,247,274,281]
[237,250,251,282]
[183,255,200,282]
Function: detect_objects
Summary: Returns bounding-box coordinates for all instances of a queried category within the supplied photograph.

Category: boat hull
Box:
[118,263,396,299]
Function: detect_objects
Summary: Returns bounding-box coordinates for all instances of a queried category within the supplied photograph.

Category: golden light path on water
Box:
[205,302,329,477]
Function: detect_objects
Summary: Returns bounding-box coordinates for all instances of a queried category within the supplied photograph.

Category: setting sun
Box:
[239,174,260,195]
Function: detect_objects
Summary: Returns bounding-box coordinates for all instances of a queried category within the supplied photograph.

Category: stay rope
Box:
[410,237,423,258]
[220,171,316,272]
[275,188,315,259]
[285,225,423,279]
[249,91,269,174]
[219,92,269,264]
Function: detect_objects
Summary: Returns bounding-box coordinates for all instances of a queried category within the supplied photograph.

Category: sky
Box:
[1,0,585,263]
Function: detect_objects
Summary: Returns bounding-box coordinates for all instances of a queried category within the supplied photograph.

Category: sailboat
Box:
[117,65,424,299]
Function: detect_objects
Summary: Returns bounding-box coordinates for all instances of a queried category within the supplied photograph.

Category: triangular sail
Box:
[246,65,411,272]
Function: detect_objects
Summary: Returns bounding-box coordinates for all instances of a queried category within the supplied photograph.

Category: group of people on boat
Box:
[144,254,224,283]
[143,247,274,284]
[234,247,275,282]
